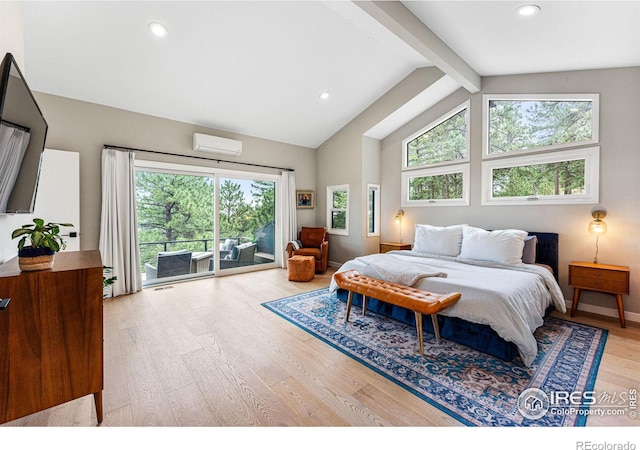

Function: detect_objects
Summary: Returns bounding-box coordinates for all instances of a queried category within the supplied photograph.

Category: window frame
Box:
[401,163,470,207]
[402,100,471,170]
[482,93,600,159]
[367,183,380,237]
[481,146,600,206]
[326,184,349,236]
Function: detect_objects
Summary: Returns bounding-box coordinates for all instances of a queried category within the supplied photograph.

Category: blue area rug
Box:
[262,288,608,426]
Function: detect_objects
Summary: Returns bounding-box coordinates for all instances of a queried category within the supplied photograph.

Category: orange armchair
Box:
[286,227,329,273]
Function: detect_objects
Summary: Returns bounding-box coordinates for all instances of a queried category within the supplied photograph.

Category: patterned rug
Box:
[262,288,608,426]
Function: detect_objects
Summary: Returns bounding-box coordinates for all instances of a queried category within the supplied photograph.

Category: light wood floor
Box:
[3,266,639,429]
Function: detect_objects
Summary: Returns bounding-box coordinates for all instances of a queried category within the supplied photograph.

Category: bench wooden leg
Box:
[345,291,353,322]
[431,314,441,344]
[415,312,442,354]
[415,311,424,354]
[362,295,368,316]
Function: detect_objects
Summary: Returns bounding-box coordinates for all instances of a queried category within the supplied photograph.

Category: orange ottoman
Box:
[288,255,315,281]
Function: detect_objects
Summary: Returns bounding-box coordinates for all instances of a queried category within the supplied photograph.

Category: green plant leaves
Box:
[11,218,74,252]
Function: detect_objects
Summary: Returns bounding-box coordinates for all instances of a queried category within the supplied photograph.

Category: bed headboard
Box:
[528,232,559,280]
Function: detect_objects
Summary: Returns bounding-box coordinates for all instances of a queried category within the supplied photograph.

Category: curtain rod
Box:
[103,144,294,172]
[1,119,30,133]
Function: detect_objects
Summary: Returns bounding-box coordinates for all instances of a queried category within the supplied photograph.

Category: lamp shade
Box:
[588,219,607,235]
[394,210,404,224]
[589,207,607,235]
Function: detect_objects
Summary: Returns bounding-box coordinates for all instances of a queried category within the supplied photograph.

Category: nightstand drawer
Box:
[569,265,629,294]
[569,275,627,293]
[380,242,412,253]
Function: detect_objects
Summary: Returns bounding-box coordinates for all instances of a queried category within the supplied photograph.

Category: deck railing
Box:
[139,236,275,277]
[139,238,215,253]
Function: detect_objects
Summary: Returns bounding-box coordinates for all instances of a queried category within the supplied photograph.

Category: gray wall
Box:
[381,67,640,316]
[361,135,381,256]
[1,92,317,259]
[316,66,447,264]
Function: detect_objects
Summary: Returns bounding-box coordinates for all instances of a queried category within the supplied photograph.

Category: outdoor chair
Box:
[145,249,192,280]
[220,242,257,269]
[219,238,239,260]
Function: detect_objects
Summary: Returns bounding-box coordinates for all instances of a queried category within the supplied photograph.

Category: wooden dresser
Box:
[0,250,103,424]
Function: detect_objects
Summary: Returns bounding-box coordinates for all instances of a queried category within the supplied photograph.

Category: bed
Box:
[329,225,566,367]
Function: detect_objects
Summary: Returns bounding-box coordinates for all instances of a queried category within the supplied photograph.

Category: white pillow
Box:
[413,224,464,257]
[458,226,528,265]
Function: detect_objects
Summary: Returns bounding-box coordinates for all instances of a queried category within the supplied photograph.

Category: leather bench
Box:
[333,269,461,354]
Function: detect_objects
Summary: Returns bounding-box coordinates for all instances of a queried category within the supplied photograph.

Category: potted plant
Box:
[11,218,74,271]
[103,266,117,298]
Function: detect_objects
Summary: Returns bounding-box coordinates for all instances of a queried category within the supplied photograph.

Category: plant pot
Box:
[18,247,56,271]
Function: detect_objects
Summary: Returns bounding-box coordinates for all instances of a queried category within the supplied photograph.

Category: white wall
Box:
[32,149,80,251]
[380,67,640,318]
[0,0,26,263]
[0,1,24,67]
[0,149,80,263]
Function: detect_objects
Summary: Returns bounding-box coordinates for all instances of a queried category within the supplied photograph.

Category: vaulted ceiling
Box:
[22,1,640,149]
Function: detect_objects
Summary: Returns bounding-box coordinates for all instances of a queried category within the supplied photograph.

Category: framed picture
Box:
[296,190,315,209]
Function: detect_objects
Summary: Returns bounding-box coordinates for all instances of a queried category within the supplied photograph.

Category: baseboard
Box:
[562,298,639,325]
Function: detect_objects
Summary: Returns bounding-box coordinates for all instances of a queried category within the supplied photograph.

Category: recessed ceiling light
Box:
[517,5,541,16]
[149,22,168,37]
[319,91,330,100]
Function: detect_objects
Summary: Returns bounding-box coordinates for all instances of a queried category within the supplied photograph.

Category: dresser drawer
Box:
[569,265,629,294]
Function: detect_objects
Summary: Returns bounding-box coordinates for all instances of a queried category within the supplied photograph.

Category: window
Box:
[403,101,470,169]
[482,94,600,205]
[401,102,470,207]
[367,184,380,237]
[481,147,600,205]
[326,184,349,235]
[483,94,599,157]
[401,164,470,207]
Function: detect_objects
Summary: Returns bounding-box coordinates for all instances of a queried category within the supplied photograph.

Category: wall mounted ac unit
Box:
[193,133,243,156]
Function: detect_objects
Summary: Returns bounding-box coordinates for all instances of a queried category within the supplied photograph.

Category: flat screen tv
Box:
[0,52,48,214]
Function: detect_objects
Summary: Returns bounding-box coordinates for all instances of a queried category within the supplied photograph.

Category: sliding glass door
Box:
[218,176,275,273]
[135,160,279,286]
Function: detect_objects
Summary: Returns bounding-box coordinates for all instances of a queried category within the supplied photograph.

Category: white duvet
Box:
[329,251,567,367]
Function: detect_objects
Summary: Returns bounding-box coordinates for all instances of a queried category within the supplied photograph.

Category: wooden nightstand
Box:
[568,261,630,328]
[380,242,412,253]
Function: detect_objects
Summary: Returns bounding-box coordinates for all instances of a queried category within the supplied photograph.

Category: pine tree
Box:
[136,172,214,265]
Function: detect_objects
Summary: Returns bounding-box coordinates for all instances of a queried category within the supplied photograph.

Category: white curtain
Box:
[99,148,142,296]
[280,170,297,268]
[0,123,31,212]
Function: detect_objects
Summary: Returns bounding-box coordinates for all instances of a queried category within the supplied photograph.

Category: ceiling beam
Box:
[354,1,481,93]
